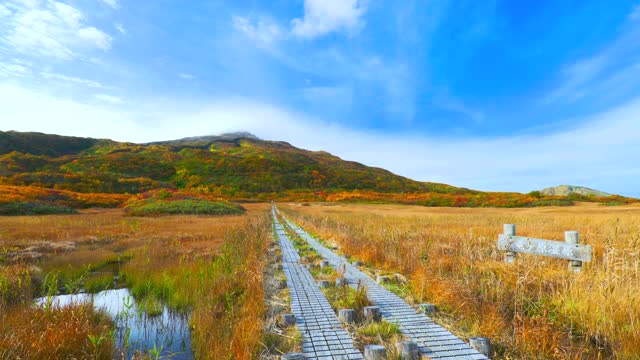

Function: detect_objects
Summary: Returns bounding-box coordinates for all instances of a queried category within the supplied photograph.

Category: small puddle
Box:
[35,288,193,359]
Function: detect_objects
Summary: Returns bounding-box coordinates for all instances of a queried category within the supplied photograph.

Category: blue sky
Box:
[1,0,640,196]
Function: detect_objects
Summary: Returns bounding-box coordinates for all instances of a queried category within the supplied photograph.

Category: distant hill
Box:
[540,185,612,197]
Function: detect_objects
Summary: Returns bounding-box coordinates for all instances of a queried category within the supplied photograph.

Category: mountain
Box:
[540,185,612,197]
[0,130,468,197]
[147,132,261,147]
[0,130,634,207]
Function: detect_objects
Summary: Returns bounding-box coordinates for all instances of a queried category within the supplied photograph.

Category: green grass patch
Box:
[357,320,401,340]
[0,201,77,216]
[84,273,114,293]
[381,280,412,298]
[322,284,370,312]
[124,199,245,216]
[603,201,624,206]
[528,199,574,207]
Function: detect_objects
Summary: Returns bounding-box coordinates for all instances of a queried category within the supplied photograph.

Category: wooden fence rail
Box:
[497,224,592,272]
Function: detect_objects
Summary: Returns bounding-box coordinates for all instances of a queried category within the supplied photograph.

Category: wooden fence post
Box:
[565,231,582,272]
[504,224,517,264]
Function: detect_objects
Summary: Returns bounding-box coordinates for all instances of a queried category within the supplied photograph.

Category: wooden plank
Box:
[497,234,592,262]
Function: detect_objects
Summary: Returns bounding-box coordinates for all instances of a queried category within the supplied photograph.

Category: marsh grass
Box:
[282,202,640,359]
[0,205,270,359]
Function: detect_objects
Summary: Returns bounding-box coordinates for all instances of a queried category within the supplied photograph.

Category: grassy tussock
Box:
[282,203,640,359]
[0,304,113,359]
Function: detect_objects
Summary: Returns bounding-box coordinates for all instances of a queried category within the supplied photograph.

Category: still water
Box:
[36,288,193,359]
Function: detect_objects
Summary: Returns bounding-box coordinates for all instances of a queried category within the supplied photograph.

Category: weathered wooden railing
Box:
[497,224,592,272]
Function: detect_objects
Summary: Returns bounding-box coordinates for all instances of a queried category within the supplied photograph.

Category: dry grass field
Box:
[0,204,271,359]
[280,202,640,360]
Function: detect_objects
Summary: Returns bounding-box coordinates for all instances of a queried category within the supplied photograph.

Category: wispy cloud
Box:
[0,4,11,17]
[543,16,640,105]
[115,23,126,34]
[99,0,120,10]
[0,61,31,77]
[93,93,123,104]
[178,73,195,80]
[291,0,367,39]
[232,16,283,49]
[0,0,112,60]
[40,72,111,89]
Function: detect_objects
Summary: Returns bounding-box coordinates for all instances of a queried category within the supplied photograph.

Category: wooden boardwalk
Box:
[281,212,489,360]
[273,209,364,360]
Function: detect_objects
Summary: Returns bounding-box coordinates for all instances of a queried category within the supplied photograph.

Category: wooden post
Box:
[364,306,381,322]
[281,313,296,327]
[419,303,437,315]
[565,231,582,272]
[504,224,517,264]
[364,345,386,360]
[338,309,356,324]
[469,337,493,358]
[396,341,419,359]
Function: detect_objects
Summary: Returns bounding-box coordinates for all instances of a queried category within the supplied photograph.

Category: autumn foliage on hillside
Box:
[0,131,636,208]
[0,185,128,208]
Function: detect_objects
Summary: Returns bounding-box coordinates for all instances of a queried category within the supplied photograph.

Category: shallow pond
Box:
[36,288,193,359]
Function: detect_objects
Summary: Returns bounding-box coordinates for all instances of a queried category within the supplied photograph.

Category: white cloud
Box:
[0,61,31,77]
[40,71,109,88]
[94,93,123,103]
[291,0,367,39]
[1,83,639,197]
[0,4,12,17]
[178,73,195,80]
[232,16,283,48]
[99,0,120,10]
[77,27,112,50]
[115,23,126,34]
[0,0,113,60]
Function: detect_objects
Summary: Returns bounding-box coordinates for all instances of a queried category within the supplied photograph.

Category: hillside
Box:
[0,130,634,207]
[0,130,466,195]
[540,185,612,197]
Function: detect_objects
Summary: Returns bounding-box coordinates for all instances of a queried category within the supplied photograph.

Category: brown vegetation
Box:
[0,205,270,359]
[280,202,640,359]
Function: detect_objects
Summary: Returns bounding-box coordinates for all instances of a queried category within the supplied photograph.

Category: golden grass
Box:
[0,204,271,359]
[281,202,640,359]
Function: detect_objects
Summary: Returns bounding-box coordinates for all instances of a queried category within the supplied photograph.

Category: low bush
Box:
[125,199,245,216]
[0,201,77,216]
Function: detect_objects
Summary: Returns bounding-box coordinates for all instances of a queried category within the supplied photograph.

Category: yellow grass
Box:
[0,204,271,359]
[280,202,640,359]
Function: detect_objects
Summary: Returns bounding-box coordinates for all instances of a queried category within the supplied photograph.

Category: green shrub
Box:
[124,199,245,216]
[528,199,574,207]
[0,201,77,216]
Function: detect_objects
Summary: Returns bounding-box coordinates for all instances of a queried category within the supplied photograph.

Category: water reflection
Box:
[35,288,193,359]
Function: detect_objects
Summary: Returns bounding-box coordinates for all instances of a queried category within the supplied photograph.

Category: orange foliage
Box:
[0,185,129,208]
